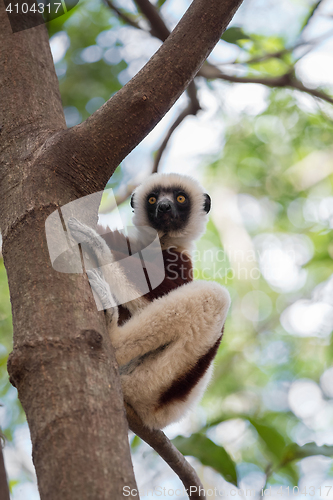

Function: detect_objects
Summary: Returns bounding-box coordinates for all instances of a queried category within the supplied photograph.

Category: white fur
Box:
[132,173,209,253]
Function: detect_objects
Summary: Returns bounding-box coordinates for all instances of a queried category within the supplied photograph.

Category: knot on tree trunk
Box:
[81,329,103,349]
[7,349,26,388]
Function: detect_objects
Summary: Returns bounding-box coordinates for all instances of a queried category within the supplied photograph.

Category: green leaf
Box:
[249,419,287,461]
[47,6,78,38]
[173,433,238,486]
[9,479,20,494]
[280,463,299,486]
[221,27,250,45]
[157,0,168,7]
[130,434,141,450]
[284,442,333,463]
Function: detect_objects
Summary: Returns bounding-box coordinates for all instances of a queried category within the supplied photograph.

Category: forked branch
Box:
[56,0,244,193]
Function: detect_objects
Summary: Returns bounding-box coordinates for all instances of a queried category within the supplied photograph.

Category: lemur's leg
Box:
[112,280,230,367]
[117,280,230,429]
[86,269,119,330]
[68,218,148,313]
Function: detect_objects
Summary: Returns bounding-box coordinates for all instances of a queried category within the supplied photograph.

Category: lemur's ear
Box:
[204,193,211,214]
[130,193,135,210]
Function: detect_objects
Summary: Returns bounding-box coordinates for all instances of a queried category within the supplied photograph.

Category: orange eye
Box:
[177,195,186,203]
[148,196,156,204]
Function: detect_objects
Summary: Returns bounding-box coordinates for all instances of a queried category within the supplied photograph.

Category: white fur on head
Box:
[131,173,209,249]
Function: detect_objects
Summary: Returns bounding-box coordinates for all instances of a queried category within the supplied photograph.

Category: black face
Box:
[145,187,191,233]
[130,186,211,234]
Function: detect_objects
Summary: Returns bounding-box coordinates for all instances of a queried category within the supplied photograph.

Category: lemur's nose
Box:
[158,201,172,213]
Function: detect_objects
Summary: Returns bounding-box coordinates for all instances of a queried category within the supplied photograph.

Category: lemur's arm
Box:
[68,218,148,314]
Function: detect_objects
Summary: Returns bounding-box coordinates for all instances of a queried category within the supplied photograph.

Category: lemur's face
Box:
[130,174,211,238]
[145,187,191,233]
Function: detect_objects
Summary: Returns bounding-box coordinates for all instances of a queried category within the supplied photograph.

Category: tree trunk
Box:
[0,445,10,500]
[0,0,243,498]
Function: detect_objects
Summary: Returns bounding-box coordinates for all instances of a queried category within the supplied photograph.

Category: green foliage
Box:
[0,261,24,441]
[190,87,333,487]
[249,419,287,462]
[173,434,238,485]
[285,443,333,462]
[46,4,79,38]
[221,27,251,45]
[48,1,129,124]
[130,434,141,450]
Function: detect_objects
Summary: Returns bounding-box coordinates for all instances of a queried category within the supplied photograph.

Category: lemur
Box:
[68,173,230,430]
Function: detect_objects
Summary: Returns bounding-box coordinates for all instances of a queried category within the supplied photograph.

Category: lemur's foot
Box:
[67,217,94,243]
[87,269,116,311]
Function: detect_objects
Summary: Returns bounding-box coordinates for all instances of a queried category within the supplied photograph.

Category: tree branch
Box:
[126,404,206,500]
[244,48,291,65]
[153,81,201,173]
[103,0,143,31]
[198,66,333,105]
[290,78,333,104]
[53,0,243,194]
[300,0,323,34]
[134,0,170,42]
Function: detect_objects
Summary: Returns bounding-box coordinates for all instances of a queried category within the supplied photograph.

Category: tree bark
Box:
[0,0,243,498]
[0,445,10,500]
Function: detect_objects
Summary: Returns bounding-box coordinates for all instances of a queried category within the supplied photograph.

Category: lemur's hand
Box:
[67,217,92,243]
[87,269,113,308]
[68,218,106,253]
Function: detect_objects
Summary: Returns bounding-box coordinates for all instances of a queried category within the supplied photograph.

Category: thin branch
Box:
[152,108,190,173]
[98,185,134,213]
[134,0,170,41]
[103,0,143,30]
[290,78,333,104]
[300,0,323,34]
[198,66,333,106]
[153,81,201,173]
[126,404,206,500]
[246,27,333,65]
[244,48,291,65]
[225,25,333,67]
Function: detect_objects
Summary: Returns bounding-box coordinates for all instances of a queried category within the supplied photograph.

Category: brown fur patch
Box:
[157,325,225,409]
[99,227,193,325]
[143,248,193,302]
[117,305,131,326]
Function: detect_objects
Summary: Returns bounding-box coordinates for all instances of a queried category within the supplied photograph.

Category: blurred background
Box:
[1,0,333,497]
